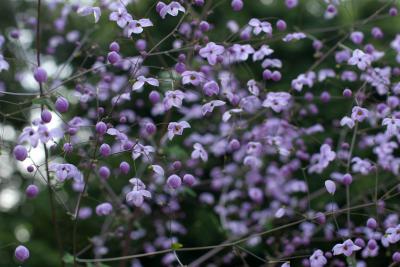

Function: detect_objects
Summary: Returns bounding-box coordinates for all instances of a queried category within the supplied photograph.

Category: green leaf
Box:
[32,97,53,110]
[183,187,197,197]
[171,242,183,250]
[62,253,74,264]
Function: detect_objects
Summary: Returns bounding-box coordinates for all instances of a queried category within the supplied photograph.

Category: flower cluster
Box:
[2,0,400,266]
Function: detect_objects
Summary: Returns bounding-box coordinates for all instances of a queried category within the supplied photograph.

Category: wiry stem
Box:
[36,0,64,265]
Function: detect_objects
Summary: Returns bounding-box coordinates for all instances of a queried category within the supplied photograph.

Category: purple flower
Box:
[201,100,225,116]
[351,157,372,175]
[96,202,113,216]
[132,76,159,91]
[332,239,361,256]
[182,71,205,86]
[203,81,220,96]
[230,44,255,61]
[309,144,336,174]
[283,32,306,42]
[261,58,282,69]
[159,1,185,19]
[247,79,260,96]
[163,90,185,109]
[126,19,153,36]
[386,224,400,243]
[151,165,165,176]
[49,163,83,183]
[199,42,225,65]
[262,92,291,112]
[18,127,40,147]
[109,8,132,28]
[167,121,190,140]
[348,49,371,70]
[340,116,355,128]
[382,116,400,136]
[248,18,272,36]
[222,108,243,122]
[351,106,369,122]
[309,250,327,267]
[126,178,152,206]
[132,143,155,160]
[253,45,273,61]
[191,143,208,162]
[77,6,101,23]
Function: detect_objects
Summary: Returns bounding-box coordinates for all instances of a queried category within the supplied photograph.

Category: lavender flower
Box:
[77,6,101,23]
[199,42,225,65]
[332,239,361,256]
[167,121,190,140]
[262,92,291,112]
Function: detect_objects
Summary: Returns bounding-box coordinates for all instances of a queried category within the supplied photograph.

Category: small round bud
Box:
[366,218,378,229]
[95,122,107,135]
[231,0,243,11]
[109,41,120,52]
[172,161,182,170]
[26,185,39,198]
[10,29,20,39]
[314,212,326,224]
[355,238,365,247]
[119,161,130,174]
[342,173,353,185]
[34,67,48,83]
[285,0,298,9]
[99,143,111,157]
[183,174,196,186]
[136,39,147,51]
[343,88,352,98]
[145,122,156,135]
[276,20,287,31]
[389,7,398,16]
[167,174,182,189]
[194,0,205,6]
[13,145,28,161]
[229,139,241,151]
[320,91,331,103]
[27,165,35,172]
[15,245,29,262]
[55,96,69,113]
[263,69,273,80]
[271,71,281,82]
[41,109,52,123]
[175,62,186,73]
[107,51,121,64]
[96,202,113,216]
[367,239,377,250]
[99,166,110,179]
[149,90,161,104]
[199,21,210,32]
[393,252,400,262]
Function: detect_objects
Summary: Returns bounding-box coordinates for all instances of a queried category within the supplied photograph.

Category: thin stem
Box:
[36,0,64,265]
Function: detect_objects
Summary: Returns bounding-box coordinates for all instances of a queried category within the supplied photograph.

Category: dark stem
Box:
[36,0,65,265]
